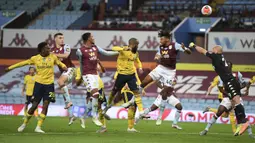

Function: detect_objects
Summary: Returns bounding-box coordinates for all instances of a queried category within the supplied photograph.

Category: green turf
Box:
[0,116,254,143]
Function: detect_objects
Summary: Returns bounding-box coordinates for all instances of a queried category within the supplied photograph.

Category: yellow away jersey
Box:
[8,54,66,85]
[76,67,104,89]
[210,76,223,99]
[112,46,142,75]
[250,76,255,84]
[24,75,35,96]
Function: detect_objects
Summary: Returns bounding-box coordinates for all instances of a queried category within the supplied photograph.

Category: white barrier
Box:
[208,32,255,52]
[3,29,159,51]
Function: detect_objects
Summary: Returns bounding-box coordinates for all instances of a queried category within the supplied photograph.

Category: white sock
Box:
[63,86,71,102]
[144,108,151,115]
[205,115,218,131]
[247,124,253,135]
[158,104,165,119]
[91,98,98,118]
[173,110,181,125]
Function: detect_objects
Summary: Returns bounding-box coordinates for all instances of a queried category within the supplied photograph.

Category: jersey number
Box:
[49,92,55,98]
[222,58,228,67]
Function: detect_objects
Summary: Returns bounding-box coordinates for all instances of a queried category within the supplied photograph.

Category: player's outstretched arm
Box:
[5,59,33,72]
[98,46,118,56]
[189,42,207,55]
[53,55,67,71]
[181,43,191,54]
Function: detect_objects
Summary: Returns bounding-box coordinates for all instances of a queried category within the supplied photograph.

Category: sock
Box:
[134,93,143,112]
[68,107,73,117]
[247,124,253,135]
[221,112,229,118]
[23,113,33,125]
[128,106,135,129]
[205,115,218,131]
[158,104,165,119]
[173,110,181,125]
[209,108,218,114]
[34,108,39,117]
[92,98,98,118]
[63,86,71,102]
[229,111,236,133]
[234,104,246,124]
[37,114,46,127]
[144,108,151,115]
[24,106,28,116]
[107,92,115,106]
[98,109,106,128]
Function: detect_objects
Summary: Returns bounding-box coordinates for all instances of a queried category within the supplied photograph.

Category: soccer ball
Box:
[201,5,212,16]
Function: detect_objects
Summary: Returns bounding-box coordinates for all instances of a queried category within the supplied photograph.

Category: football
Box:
[201,5,212,16]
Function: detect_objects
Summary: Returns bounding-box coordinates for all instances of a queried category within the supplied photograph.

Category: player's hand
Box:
[138,68,143,74]
[206,92,210,97]
[181,43,185,49]
[189,42,195,48]
[142,90,146,96]
[4,68,10,73]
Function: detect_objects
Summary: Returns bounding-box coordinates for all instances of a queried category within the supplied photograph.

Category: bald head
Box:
[212,45,223,54]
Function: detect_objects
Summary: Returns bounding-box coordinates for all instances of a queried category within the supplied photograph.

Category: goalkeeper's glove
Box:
[189,42,196,48]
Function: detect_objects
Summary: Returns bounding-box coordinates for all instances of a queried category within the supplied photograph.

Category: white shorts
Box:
[220,97,244,110]
[153,94,180,107]
[149,65,176,87]
[62,67,76,84]
[82,74,99,92]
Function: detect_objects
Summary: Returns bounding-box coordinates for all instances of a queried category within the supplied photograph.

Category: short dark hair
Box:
[82,33,91,42]
[128,38,138,45]
[54,33,63,38]
[37,42,47,52]
[158,30,171,39]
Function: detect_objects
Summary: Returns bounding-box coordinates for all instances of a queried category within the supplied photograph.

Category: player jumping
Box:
[51,33,75,111]
[5,42,67,133]
[138,30,191,129]
[103,38,145,117]
[200,61,254,138]
[22,66,38,117]
[76,32,118,126]
[189,42,249,136]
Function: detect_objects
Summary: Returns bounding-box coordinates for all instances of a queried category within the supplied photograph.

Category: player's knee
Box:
[175,103,182,110]
[57,79,65,87]
[91,91,99,98]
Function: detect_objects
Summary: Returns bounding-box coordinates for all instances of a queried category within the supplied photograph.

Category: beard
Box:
[132,47,138,53]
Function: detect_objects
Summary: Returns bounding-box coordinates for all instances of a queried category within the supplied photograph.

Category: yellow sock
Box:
[221,112,229,118]
[134,93,143,112]
[98,109,106,127]
[24,113,32,125]
[24,107,28,116]
[128,106,135,129]
[107,92,115,106]
[209,108,218,114]
[229,112,236,133]
[37,114,46,127]
[34,108,39,117]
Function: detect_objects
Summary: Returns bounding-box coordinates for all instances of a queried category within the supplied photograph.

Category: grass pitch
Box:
[0,116,254,143]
